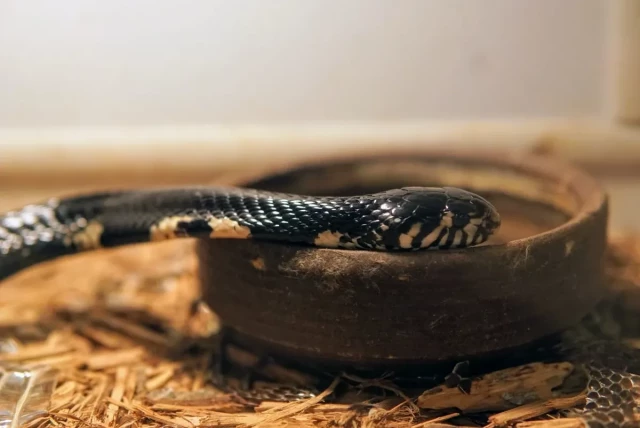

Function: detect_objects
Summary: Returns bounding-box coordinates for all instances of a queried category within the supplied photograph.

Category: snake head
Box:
[440,186,501,247]
[370,186,500,250]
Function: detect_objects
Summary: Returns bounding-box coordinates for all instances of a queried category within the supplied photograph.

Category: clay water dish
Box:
[198,150,608,370]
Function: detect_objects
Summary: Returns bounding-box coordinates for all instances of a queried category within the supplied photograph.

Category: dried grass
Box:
[0,234,638,427]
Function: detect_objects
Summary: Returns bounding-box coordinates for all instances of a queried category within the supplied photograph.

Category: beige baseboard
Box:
[1,119,640,188]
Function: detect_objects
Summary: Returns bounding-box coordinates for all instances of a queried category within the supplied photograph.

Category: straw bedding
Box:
[0,231,638,428]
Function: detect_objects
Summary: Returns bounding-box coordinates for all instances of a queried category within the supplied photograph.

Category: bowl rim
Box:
[221,148,607,255]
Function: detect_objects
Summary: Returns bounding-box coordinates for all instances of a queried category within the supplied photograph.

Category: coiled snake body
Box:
[0,185,637,426]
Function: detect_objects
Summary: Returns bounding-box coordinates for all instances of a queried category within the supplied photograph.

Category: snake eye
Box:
[452,214,469,228]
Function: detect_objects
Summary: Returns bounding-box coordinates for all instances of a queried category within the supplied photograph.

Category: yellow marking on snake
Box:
[420,212,464,248]
[150,215,197,241]
[437,228,451,247]
[463,223,477,241]
[399,222,422,249]
[150,216,251,241]
[470,217,483,226]
[451,229,464,248]
[207,217,251,239]
[441,211,454,228]
[314,230,356,248]
[67,220,104,250]
[421,224,444,248]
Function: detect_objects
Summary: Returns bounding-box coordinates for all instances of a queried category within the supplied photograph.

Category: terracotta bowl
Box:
[197,149,608,369]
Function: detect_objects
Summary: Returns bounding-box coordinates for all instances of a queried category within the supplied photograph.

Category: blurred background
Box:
[1,0,639,228]
[0,0,611,125]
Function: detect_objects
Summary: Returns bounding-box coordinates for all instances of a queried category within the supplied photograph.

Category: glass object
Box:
[0,364,58,427]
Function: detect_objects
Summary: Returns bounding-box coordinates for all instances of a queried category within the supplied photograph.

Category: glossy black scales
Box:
[0,185,500,282]
[0,199,82,281]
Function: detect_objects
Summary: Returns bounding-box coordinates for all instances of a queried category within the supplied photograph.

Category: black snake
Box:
[0,185,637,426]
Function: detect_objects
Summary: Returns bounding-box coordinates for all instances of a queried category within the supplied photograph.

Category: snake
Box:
[0,185,638,427]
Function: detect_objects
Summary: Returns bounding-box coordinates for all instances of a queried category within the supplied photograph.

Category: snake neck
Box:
[0,188,358,280]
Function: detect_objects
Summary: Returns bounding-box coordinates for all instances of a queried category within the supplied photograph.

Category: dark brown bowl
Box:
[197,150,608,369]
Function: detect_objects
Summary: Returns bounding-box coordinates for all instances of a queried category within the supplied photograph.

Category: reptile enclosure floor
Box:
[0,158,639,427]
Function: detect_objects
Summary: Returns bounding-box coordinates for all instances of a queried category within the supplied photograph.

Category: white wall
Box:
[0,0,609,128]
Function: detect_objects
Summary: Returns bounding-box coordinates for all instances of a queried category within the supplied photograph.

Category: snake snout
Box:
[484,209,501,234]
[476,198,501,237]
[443,188,501,247]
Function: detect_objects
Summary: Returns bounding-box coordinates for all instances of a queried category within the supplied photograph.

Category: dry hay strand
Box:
[0,235,638,427]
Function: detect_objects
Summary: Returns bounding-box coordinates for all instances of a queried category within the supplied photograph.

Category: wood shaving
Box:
[417,362,574,412]
[0,219,639,427]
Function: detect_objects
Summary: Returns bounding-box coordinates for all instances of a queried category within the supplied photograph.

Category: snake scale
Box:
[0,185,638,427]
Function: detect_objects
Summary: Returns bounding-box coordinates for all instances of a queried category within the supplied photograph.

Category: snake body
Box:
[0,185,638,426]
[0,186,500,281]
